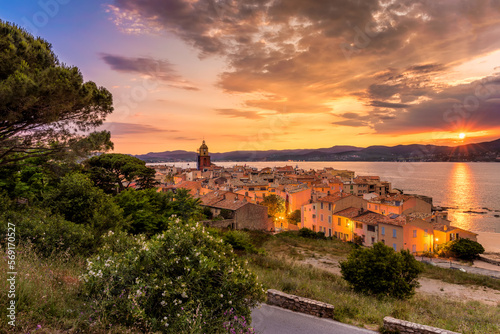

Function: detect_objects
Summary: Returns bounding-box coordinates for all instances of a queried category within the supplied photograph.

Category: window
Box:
[328,216,332,224]
[312,214,316,219]
[329,228,332,237]
[371,237,375,244]
[334,231,338,237]
[424,229,428,237]
[413,230,417,238]
[375,205,378,210]
[338,218,341,226]
[412,245,416,253]
[367,225,375,232]
[313,205,316,210]
[356,222,363,229]
[381,227,385,236]
[329,203,332,211]
[320,214,324,221]
[312,225,316,232]
[321,202,324,210]
[393,244,397,251]
[392,229,397,238]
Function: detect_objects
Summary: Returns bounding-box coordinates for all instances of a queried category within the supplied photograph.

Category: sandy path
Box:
[295,253,500,306]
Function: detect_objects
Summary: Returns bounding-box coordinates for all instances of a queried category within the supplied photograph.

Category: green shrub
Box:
[223,230,259,254]
[298,228,326,239]
[82,219,265,333]
[43,173,127,235]
[0,207,95,257]
[340,242,423,299]
[441,238,485,260]
[115,188,203,235]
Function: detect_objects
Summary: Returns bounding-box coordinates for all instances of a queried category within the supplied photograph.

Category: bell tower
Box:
[197,140,211,170]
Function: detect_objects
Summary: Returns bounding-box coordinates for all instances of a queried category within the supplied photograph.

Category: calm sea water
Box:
[155,161,500,233]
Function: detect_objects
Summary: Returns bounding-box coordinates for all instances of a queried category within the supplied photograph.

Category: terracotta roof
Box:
[352,211,388,225]
[171,181,202,191]
[335,207,362,218]
[207,199,249,211]
[318,192,352,203]
[370,194,413,203]
[431,222,477,235]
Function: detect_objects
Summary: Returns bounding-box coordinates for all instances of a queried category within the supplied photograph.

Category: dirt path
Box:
[295,252,500,306]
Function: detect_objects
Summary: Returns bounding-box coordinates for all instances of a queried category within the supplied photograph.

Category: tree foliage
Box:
[287,209,301,225]
[0,21,114,166]
[85,153,158,194]
[43,173,126,235]
[442,238,485,260]
[115,188,202,235]
[260,194,285,218]
[340,242,423,299]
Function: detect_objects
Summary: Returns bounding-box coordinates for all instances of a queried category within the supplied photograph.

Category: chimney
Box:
[443,225,448,231]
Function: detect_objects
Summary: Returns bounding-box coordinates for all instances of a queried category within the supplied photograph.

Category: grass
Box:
[247,253,500,333]
[237,230,500,334]
[0,243,146,333]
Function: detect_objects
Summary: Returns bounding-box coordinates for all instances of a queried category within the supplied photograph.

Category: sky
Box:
[2,0,500,154]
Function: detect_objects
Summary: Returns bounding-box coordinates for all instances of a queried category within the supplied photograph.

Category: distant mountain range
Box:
[134,138,500,163]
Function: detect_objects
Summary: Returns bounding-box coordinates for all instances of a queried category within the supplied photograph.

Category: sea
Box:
[151,161,500,233]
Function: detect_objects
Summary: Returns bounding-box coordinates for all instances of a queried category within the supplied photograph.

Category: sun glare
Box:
[459,133,466,139]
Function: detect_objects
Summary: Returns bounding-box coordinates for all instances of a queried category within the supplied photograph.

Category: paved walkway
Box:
[251,304,377,334]
[416,257,500,279]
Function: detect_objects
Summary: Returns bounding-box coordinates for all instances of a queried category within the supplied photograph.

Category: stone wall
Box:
[383,316,460,334]
[200,219,235,229]
[479,255,500,266]
[266,289,334,318]
[234,203,273,231]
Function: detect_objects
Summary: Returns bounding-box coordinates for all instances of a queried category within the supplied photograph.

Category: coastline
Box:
[475,231,500,253]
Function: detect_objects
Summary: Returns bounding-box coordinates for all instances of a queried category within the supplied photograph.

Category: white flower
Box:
[181,292,188,298]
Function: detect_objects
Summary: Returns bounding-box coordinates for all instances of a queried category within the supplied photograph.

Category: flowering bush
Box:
[81,218,265,333]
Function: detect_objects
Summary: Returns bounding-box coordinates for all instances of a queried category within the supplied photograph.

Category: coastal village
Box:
[149,141,478,255]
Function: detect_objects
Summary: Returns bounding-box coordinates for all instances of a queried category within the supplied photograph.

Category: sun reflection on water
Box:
[447,163,477,231]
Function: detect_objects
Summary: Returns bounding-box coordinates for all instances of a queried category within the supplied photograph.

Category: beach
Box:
[476,231,500,253]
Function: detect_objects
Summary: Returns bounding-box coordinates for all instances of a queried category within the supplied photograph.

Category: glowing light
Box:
[459,133,466,139]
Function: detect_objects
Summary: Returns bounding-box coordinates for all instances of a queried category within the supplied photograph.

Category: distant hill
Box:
[134,139,500,162]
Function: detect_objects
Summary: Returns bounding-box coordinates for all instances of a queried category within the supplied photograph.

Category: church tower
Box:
[197,140,211,170]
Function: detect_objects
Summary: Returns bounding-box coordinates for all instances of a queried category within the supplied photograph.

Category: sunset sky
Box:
[3,0,500,154]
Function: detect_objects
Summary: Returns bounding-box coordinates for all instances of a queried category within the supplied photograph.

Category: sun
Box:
[459,133,466,139]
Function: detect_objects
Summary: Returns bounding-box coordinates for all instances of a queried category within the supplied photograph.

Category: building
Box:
[301,193,368,234]
[367,194,432,216]
[200,191,272,231]
[197,140,211,171]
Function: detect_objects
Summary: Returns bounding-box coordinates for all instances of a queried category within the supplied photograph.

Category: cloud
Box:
[216,108,265,119]
[108,0,500,137]
[332,119,371,127]
[172,136,197,141]
[370,101,410,109]
[100,53,199,90]
[101,122,179,135]
[370,75,500,134]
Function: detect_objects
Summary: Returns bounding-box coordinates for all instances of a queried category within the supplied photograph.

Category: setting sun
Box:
[459,133,466,139]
